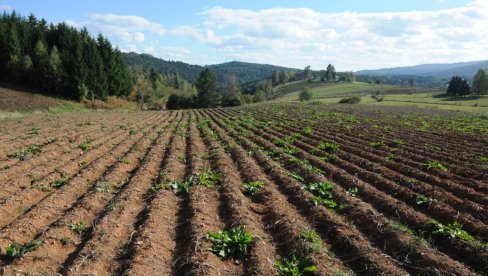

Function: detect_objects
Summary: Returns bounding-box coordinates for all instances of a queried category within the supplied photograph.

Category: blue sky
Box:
[2,0,486,71]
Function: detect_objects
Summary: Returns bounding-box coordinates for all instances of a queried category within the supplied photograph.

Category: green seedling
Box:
[416,195,436,206]
[117,157,130,164]
[128,129,137,135]
[299,230,322,252]
[275,255,318,275]
[370,141,385,148]
[194,169,221,187]
[78,161,88,169]
[206,226,253,259]
[287,172,304,182]
[428,220,473,241]
[7,144,42,160]
[318,142,339,151]
[51,178,70,188]
[346,187,359,197]
[96,181,115,193]
[28,128,40,136]
[242,181,265,196]
[5,240,43,259]
[423,161,448,172]
[68,221,91,234]
[78,139,92,151]
[302,127,313,135]
[46,137,58,144]
[60,237,74,245]
[302,182,337,209]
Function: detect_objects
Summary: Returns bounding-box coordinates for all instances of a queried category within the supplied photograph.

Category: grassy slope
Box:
[0,85,90,121]
[275,82,488,113]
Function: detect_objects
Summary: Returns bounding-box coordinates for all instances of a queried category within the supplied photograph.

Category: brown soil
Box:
[0,103,486,275]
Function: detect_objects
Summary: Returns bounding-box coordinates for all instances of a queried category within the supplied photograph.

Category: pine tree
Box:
[472,69,488,96]
[196,68,218,108]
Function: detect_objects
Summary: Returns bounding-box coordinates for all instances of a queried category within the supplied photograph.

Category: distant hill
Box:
[122,52,298,84]
[357,60,488,78]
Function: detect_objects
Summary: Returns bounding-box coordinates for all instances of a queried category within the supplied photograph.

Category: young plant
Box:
[60,236,74,245]
[298,230,322,253]
[68,221,91,234]
[428,220,473,241]
[302,182,337,209]
[275,255,318,275]
[51,178,70,188]
[194,169,221,187]
[78,139,92,151]
[302,127,313,135]
[206,226,254,259]
[370,141,385,149]
[5,240,43,259]
[423,161,448,172]
[346,187,359,197]
[317,142,339,151]
[416,194,436,206]
[242,181,265,196]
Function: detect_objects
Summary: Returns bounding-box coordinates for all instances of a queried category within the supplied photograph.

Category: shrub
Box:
[338,96,361,104]
[299,88,313,102]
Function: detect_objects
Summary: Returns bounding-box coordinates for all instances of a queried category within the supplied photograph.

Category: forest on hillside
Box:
[0,11,133,100]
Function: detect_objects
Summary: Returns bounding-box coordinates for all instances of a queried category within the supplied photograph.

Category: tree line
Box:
[447,69,488,97]
[0,11,132,100]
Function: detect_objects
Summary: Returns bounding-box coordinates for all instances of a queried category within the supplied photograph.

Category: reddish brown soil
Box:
[0,85,58,112]
[0,103,486,275]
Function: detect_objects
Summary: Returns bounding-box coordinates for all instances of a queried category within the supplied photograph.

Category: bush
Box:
[166,94,195,110]
[338,96,361,104]
[299,88,313,102]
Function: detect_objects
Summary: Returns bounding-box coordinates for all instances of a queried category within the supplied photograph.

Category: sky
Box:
[2,0,487,71]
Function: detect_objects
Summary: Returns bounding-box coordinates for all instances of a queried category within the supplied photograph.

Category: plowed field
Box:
[0,104,487,275]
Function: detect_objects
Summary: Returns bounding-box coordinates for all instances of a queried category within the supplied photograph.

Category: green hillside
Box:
[122,52,298,84]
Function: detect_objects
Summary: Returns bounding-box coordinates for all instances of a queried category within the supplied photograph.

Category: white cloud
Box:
[170,1,488,70]
[66,13,165,43]
[0,5,12,11]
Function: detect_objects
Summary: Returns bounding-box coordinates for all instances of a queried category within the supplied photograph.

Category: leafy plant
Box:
[46,137,58,144]
[302,182,337,209]
[302,127,313,135]
[317,142,339,151]
[299,230,322,252]
[96,182,115,193]
[423,161,448,172]
[5,240,43,259]
[346,187,359,197]
[28,128,40,136]
[242,181,265,196]
[117,157,130,164]
[206,226,254,259]
[68,221,91,234]
[128,129,137,135]
[194,169,221,187]
[51,178,70,188]
[428,220,473,241]
[416,194,436,206]
[78,139,92,151]
[370,141,385,148]
[275,255,318,275]
[7,144,43,160]
[60,237,73,245]
[287,172,304,182]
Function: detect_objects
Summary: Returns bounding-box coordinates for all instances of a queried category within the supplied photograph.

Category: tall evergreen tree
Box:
[196,68,218,108]
[472,69,488,96]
